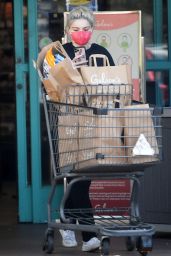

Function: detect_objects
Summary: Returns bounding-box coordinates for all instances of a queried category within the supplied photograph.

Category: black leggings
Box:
[62,179,97,242]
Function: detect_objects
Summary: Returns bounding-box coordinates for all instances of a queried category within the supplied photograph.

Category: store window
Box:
[98,0,169,106]
[146,70,169,106]
[37,0,65,51]
[37,0,65,184]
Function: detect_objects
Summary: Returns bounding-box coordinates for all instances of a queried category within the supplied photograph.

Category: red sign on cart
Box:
[89,179,131,215]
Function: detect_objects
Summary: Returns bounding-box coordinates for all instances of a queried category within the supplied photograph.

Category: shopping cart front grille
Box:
[42,84,162,176]
[45,101,162,176]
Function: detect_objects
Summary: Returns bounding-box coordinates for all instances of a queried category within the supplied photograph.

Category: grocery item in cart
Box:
[43,46,65,78]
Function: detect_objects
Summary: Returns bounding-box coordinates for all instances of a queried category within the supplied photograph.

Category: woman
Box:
[43,6,114,252]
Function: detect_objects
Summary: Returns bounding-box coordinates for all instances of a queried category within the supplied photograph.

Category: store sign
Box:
[89,179,131,215]
[91,11,142,101]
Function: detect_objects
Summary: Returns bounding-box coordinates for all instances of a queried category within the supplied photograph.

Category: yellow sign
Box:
[68,0,90,5]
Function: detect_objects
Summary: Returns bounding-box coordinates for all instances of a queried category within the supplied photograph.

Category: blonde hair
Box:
[65,6,95,31]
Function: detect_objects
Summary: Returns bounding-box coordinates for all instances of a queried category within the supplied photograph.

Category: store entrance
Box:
[13,0,65,223]
[1,0,63,224]
[0,1,18,224]
[3,0,171,226]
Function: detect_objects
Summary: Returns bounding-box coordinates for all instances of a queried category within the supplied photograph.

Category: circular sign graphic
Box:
[96,33,111,49]
[117,33,133,52]
[117,55,133,65]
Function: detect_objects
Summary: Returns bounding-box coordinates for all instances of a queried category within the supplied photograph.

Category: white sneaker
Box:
[59,230,77,247]
[82,237,100,252]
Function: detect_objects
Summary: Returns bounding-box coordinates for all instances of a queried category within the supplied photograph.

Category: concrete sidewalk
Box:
[0,182,171,255]
[0,223,171,256]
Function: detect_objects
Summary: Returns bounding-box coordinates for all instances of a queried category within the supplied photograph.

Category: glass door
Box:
[14,0,64,223]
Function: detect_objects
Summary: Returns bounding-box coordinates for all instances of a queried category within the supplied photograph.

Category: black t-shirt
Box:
[63,42,115,66]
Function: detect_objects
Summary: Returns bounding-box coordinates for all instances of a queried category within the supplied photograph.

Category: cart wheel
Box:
[42,229,54,254]
[101,237,110,256]
[125,236,136,251]
[136,236,152,256]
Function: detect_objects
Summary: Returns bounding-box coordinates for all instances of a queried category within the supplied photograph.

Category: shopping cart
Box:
[42,84,162,256]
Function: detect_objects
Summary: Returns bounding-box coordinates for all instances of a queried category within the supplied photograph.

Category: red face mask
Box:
[70,31,92,46]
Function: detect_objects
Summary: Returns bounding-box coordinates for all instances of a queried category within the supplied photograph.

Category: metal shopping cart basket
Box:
[41,84,162,256]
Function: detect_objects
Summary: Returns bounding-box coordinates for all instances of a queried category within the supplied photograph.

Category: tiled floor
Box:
[0,182,171,256]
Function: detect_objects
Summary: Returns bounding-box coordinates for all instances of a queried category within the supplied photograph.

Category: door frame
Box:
[14,0,32,222]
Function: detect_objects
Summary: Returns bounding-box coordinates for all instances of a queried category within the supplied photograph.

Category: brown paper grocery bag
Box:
[81,64,132,85]
[43,77,61,102]
[49,57,84,87]
[95,109,126,165]
[58,110,97,171]
[37,42,55,73]
[49,62,85,104]
[36,41,62,102]
[124,104,159,164]
[80,64,132,107]
[77,111,98,169]
[75,109,126,170]
[58,114,79,168]
[36,41,84,102]
[82,84,132,108]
